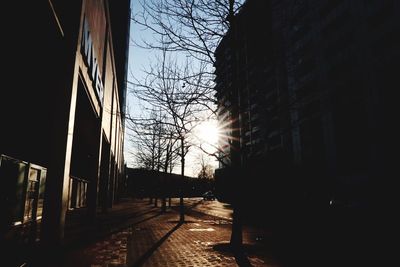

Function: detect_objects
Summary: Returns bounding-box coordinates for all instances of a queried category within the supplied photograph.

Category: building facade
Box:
[1,0,131,250]
[215,1,291,168]
[215,0,398,208]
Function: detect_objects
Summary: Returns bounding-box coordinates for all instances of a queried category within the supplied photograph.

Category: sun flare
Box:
[195,120,220,145]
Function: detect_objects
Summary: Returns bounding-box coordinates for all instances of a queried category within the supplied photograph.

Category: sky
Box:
[124,1,219,177]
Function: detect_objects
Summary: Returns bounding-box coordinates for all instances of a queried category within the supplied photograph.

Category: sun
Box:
[195,120,220,145]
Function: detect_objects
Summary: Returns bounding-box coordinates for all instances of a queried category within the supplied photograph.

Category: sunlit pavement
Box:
[45,198,279,267]
[170,197,233,221]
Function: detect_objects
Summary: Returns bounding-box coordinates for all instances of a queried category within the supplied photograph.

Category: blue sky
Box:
[124,1,219,177]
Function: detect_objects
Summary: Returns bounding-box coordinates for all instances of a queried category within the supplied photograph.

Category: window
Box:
[23,168,39,221]
[320,0,344,17]
[68,176,88,209]
[367,2,394,29]
[321,10,350,38]
[0,155,47,226]
[295,57,315,80]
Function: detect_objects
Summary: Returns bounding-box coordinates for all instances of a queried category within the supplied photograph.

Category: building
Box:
[215,0,288,168]
[214,0,399,208]
[1,0,131,254]
[271,0,399,202]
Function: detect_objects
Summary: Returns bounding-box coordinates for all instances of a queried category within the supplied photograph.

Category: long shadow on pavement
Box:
[125,206,160,219]
[169,198,203,213]
[132,212,163,226]
[130,221,183,267]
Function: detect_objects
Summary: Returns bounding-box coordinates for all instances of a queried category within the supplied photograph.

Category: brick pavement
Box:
[54,199,281,267]
[17,198,384,267]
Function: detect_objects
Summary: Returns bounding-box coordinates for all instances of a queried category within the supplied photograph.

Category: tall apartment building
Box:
[273,0,399,187]
[215,0,399,205]
[215,0,289,168]
[1,0,131,253]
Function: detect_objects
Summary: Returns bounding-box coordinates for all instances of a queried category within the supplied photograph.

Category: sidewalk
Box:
[43,198,280,267]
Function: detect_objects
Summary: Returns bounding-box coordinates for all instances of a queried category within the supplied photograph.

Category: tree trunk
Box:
[227,0,244,250]
[161,197,167,212]
[230,205,243,252]
[162,149,170,213]
[179,138,185,222]
[179,195,184,222]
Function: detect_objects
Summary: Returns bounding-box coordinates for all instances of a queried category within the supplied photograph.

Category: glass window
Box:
[0,156,28,225]
[24,168,40,222]
[68,176,88,209]
[36,169,46,219]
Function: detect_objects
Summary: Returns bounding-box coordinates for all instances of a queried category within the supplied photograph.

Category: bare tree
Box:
[132,0,244,63]
[131,0,246,250]
[130,48,211,221]
[196,154,214,180]
[126,107,180,207]
[127,110,161,170]
[132,0,245,115]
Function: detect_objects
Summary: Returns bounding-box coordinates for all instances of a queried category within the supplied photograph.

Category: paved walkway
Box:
[14,198,384,267]
[54,199,280,267]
